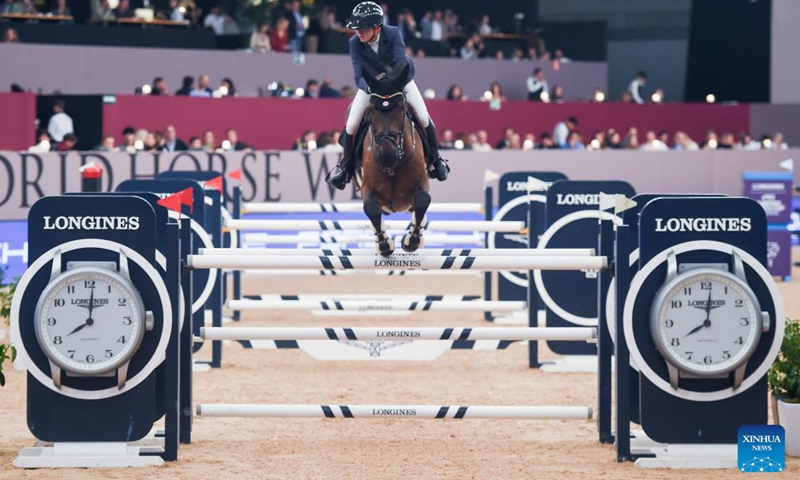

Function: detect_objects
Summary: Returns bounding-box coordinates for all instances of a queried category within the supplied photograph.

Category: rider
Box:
[325,1,450,190]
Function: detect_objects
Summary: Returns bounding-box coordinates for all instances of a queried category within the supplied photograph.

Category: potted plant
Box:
[768,319,800,456]
[0,268,17,387]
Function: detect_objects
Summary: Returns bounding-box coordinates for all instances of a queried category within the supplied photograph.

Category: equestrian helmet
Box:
[347,1,384,30]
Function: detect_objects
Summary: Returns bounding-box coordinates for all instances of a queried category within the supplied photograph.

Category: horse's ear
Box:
[391,62,411,92]
[363,70,380,93]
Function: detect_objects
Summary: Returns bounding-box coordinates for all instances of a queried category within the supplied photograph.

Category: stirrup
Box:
[326,165,352,190]
[429,157,450,181]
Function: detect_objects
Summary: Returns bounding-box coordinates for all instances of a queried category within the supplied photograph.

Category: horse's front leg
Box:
[402,189,431,253]
[364,192,395,257]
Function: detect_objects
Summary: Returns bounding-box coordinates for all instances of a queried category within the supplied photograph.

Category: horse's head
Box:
[364,64,411,174]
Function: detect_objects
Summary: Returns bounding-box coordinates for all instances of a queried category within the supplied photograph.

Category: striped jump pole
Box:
[196,404,593,419]
[199,326,597,342]
[187,254,608,271]
[245,294,484,301]
[241,202,484,214]
[241,233,485,246]
[200,247,596,257]
[227,299,526,312]
[241,269,482,277]
[225,219,524,233]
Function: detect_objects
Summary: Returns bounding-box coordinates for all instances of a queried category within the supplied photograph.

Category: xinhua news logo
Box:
[738,425,785,473]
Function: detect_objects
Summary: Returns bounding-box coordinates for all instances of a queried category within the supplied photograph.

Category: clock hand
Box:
[684,320,711,337]
[87,285,95,320]
[704,287,713,323]
[66,317,94,336]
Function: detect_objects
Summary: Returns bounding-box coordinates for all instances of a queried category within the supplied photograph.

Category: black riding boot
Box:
[326,132,356,190]
[424,123,450,181]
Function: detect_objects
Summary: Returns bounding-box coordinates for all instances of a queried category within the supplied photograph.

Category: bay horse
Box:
[356,66,431,257]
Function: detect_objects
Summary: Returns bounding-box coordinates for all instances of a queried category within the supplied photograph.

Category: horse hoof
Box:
[376,237,395,257]
[402,233,424,253]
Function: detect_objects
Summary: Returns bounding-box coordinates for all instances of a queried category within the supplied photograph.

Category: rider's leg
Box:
[326,89,371,190]
[403,80,450,181]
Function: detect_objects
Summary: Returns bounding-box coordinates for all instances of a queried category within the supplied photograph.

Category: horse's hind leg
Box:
[364,193,395,257]
[402,190,431,253]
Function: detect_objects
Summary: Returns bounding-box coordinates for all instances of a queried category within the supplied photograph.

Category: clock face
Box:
[652,269,761,376]
[34,267,145,374]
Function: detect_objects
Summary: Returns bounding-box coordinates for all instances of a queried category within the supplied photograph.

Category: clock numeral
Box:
[105,349,113,358]
[117,335,126,344]
[122,316,132,325]
[67,285,75,294]
[85,354,95,363]
[700,282,712,290]
[47,317,56,326]
[740,318,750,326]
[703,356,713,365]
[735,299,744,307]
[118,298,127,306]
[67,350,75,359]
[683,287,692,295]
[107,285,111,293]
[724,286,729,294]
[664,319,674,328]
[53,336,62,345]
[685,351,693,360]
[670,300,683,309]
[723,351,731,359]
[671,338,680,346]
[84,280,96,289]
[54,298,65,307]
[734,336,744,345]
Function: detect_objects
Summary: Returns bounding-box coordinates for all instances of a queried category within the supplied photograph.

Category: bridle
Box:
[368,91,417,176]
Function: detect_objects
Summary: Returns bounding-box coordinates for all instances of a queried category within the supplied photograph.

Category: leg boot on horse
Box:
[325,132,357,190]
[401,190,431,253]
[424,123,450,181]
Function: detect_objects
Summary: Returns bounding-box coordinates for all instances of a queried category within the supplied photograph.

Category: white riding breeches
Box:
[345,79,431,135]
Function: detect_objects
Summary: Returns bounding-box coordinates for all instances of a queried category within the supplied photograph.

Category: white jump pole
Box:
[241,269,482,277]
[227,299,526,312]
[241,202,484,214]
[201,247,596,257]
[187,255,608,271]
[200,326,597,342]
[225,219,524,233]
[241,233,485,246]
[196,404,593,420]
[249,294,484,301]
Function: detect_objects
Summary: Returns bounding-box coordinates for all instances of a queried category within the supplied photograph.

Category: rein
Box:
[368,92,417,176]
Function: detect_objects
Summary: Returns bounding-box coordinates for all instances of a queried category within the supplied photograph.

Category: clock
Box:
[650,251,770,390]
[34,250,153,389]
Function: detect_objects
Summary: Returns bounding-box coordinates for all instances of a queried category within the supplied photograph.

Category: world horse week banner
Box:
[0,150,795,221]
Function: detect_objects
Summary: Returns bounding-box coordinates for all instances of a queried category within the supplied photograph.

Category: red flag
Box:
[205,176,223,192]
[226,170,242,181]
[157,191,183,216]
[179,187,194,214]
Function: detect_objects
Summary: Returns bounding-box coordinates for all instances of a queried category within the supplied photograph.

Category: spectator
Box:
[304,79,320,98]
[330,130,341,148]
[658,131,670,148]
[51,0,72,22]
[203,6,225,34]
[0,0,12,14]
[772,132,789,150]
[511,49,524,61]
[439,129,455,150]
[702,130,718,150]
[508,133,522,150]
[151,77,168,95]
[606,130,624,149]
[538,132,557,149]
[397,9,417,40]
[340,85,354,98]
[318,131,343,152]
[495,127,515,149]
[738,132,761,150]
[202,130,217,151]
[28,131,51,153]
[168,0,183,21]
[381,3,389,25]
[446,84,466,101]
[478,15,492,35]
[551,84,565,103]
[47,99,74,143]
[553,48,570,63]
[619,91,633,103]
[472,130,492,151]
[2,27,19,43]
[121,126,136,152]
[292,130,316,150]
[161,125,187,151]
[494,51,505,61]
[444,9,460,37]
[319,78,342,98]
[220,77,237,97]
[428,10,444,41]
[564,131,584,150]
[460,34,483,60]
[526,47,538,60]
[522,133,536,150]
[552,116,577,147]
[526,67,548,102]
[271,17,291,52]
[415,48,426,58]
[188,137,203,150]
[190,74,213,97]
[628,70,647,104]
[673,131,699,151]
[113,0,134,18]
[251,23,272,53]
[56,133,78,151]
[96,135,118,152]
[284,0,305,52]
[623,127,639,149]
[175,76,193,95]
[419,10,432,38]
[718,132,735,149]
[91,0,115,21]
[486,81,506,102]
[589,130,606,150]
[10,0,36,14]
[225,129,252,151]
[640,131,668,151]
[143,131,159,151]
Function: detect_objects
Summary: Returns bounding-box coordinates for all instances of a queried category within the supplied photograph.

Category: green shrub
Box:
[768,319,800,403]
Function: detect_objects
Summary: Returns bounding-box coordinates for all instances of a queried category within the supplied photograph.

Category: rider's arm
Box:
[350,38,370,92]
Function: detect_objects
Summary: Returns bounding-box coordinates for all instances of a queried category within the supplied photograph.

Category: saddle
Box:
[341,108,431,169]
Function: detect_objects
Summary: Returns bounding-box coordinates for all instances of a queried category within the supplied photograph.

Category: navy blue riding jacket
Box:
[349,24,416,93]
